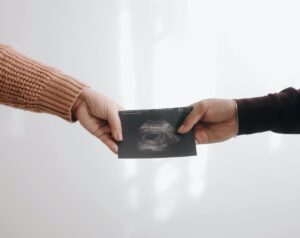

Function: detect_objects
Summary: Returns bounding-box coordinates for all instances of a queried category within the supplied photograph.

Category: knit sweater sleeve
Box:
[0,44,88,122]
[236,87,300,135]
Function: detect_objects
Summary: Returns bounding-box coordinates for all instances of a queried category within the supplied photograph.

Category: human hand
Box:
[72,88,123,154]
[177,99,238,144]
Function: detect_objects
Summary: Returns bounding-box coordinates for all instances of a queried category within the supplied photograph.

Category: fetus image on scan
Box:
[137,119,180,152]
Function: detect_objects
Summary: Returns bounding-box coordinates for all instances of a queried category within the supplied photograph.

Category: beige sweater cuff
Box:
[0,44,88,122]
[38,71,88,122]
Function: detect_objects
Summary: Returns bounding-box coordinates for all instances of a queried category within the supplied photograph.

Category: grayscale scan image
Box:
[118,107,197,158]
[137,119,180,152]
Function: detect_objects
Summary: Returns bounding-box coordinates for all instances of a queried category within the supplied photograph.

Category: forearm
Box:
[236,87,300,135]
[0,44,88,121]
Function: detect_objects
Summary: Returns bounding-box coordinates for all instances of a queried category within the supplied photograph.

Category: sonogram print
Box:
[118,107,197,158]
[137,119,180,152]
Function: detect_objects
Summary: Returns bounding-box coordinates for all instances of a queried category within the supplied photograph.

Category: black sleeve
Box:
[236,87,300,135]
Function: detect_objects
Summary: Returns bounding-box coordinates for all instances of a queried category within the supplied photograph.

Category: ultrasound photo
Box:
[118,107,197,158]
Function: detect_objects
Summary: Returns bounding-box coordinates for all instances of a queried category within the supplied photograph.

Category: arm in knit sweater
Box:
[0,44,88,121]
[236,87,300,135]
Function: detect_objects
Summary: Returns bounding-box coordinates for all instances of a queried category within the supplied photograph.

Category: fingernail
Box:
[114,133,122,141]
[113,144,118,154]
[117,133,123,141]
[178,125,185,133]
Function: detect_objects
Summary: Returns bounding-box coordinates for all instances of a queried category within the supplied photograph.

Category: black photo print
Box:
[118,107,197,158]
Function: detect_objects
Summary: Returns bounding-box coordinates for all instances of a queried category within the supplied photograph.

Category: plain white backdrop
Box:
[0,0,300,237]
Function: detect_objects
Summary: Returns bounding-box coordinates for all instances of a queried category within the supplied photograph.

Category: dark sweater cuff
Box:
[236,87,300,135]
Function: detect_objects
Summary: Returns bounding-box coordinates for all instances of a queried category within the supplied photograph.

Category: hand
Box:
[72,88,123,154]
[177,99,238,144]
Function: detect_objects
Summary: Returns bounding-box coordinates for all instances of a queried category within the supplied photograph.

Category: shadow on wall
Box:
[118,0,203,231]
[0,0,198,237]
[120,0,188,108]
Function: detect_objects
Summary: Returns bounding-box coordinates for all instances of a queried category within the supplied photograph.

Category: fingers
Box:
[92,125,111,139]
[99,133,119,154]
[96,108,123,153]
[107,109,123,142]
[178,102,207,134]
[194,124,210,144]
[92,125,119,154]
[83,89,123,142]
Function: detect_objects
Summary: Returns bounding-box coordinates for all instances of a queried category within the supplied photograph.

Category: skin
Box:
[71,92,237,153]
[178,99,238,144]
[72,88,123,154]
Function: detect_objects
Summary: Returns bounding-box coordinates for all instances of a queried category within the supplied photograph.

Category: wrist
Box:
[71,88,90,121]
[233,99,239,137]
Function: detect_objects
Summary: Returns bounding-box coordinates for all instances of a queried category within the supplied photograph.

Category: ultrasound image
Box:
[137,119,180,152]
[118,107,197,158]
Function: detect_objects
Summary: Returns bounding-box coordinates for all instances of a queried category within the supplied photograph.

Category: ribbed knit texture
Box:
[0,44,88,121]
[236,87,300,135]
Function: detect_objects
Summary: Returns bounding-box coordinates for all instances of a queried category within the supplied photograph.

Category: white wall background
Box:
[0,0,300,237]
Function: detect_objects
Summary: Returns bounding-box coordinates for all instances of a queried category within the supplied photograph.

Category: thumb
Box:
[107,109,123,141]
[177,103,206,134]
